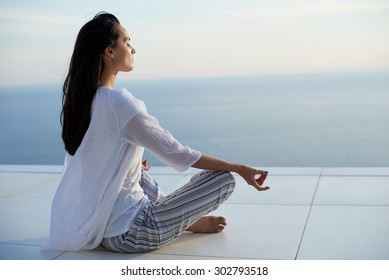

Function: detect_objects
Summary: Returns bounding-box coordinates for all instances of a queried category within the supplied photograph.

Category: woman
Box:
[43,12,269,253]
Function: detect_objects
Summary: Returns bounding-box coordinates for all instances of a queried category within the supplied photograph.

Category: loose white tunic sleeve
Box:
[42,87,201,251]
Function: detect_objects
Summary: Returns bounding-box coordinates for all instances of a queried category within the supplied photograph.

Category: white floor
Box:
[1,165,388,260]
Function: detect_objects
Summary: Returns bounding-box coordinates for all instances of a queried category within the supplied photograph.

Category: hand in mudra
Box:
[141,159,150,171]
[237,165,270,191]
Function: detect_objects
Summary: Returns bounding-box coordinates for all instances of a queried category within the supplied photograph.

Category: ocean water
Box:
[1,71,388,167]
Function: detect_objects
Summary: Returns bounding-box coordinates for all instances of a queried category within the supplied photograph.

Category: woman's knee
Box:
[186,170,236,200]
[219,171,236,193]
[194,170,233,178]
[221,171,235,183]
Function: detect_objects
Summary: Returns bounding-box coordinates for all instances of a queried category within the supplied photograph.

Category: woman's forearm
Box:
[191,154,242,173]
[192,154,270,191]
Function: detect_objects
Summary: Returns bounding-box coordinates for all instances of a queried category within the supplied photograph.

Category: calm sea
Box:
[1,71,388,167]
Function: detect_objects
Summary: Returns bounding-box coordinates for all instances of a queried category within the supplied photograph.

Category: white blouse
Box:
[43,87,201,251]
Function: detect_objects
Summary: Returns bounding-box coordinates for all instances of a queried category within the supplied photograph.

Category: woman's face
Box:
[112,25,136,72]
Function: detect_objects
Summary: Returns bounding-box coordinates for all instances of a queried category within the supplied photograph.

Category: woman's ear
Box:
[104,46,115,59]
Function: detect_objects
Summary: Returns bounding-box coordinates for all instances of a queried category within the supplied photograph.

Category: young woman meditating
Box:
[44,12,269,253]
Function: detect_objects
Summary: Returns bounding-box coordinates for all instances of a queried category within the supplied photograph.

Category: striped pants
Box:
[101,170,236,253]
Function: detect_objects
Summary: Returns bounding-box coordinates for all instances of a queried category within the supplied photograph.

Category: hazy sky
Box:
[0,0,389,85]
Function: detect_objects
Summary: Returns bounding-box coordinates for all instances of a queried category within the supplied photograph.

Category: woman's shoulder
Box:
[97,86,131,100]
[97,86,146,117]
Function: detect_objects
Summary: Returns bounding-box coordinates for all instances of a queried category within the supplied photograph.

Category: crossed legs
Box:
[101,170,236,253]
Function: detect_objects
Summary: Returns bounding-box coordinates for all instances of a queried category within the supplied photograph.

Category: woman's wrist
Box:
[232,163,245,174]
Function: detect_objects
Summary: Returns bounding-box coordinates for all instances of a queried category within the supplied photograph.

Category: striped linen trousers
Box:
[101,169,236,253]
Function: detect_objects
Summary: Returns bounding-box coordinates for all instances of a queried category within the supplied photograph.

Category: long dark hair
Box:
[61,12,120,155]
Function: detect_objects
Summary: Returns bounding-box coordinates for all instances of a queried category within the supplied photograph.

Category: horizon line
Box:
[1,69,389,88]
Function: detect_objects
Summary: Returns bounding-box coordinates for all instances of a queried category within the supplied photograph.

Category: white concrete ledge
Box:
[1,165,388,176]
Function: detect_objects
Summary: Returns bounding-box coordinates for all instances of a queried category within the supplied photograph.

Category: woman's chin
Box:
[121,66,134,72]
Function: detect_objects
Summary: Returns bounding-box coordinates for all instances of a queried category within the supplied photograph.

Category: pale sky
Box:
[0,0,389,85]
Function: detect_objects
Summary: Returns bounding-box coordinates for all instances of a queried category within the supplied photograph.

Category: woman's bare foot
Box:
[187,216,227,233]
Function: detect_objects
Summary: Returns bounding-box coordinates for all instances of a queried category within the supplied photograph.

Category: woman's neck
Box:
[99,69,117,89]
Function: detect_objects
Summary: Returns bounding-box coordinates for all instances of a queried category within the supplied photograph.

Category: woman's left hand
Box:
[237,165,270,191]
